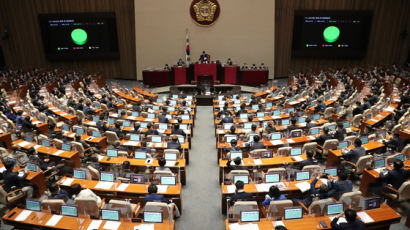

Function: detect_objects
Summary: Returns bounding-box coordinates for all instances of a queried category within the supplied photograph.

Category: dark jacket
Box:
[171,129,186,136]
[315,134,332,146]
[229,191,253,206]
[3,170,27,192]
[343,147,366,164]
[333,129,346,141]
[248,141,265,150]
[49,189,70,202]
[299,158,318,170]
[158,116,169,123]
[328,180,353,200]
[144,193,168,203]
[331,218,365,230]
[167,141,181,150]
[380,168,410,189]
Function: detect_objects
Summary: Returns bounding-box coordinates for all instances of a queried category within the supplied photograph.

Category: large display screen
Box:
[292,11,372,58]
[38,13,119,60]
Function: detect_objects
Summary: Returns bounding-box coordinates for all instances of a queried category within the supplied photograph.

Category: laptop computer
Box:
[73,169,86,180]
[160,176,176,185]
[240,210,260,222]
[284,207,303,220]
[265,173,280,183]
[327,203,344,216]
[101,209,120,221]
[296,171,310,181]
[233,175,249,184]
[61,205,78,217]
[144,211,163,223]
[100,172,115,182]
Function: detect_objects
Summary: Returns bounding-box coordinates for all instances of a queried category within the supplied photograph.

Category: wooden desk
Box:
[13,139,81,168]
[253,86,277,98]
[224,204,400,230]
[399,129,410,140]
[364,104,398,127]
[112,88,142,103]
[133,87,158,99]
[57,177,183,213]
[326,141,385,168]
[48,105,78,125]
[63,131,107,149]
[3,207,175,230]
[99,156,187,185]
[0,132,12,150]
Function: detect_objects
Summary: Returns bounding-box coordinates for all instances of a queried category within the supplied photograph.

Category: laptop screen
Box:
[62,124,70,131]
[140,122,148,128]
[360,136,369,145]
[73,169,86,180]
[343,122,350,129]
[290,148,302,156]
[92,116,99,122]
[298,117,306,123]
[327,203,344,216]
[226,136,237,143]
[42,139,50,147]
[328,125,336,131]
[239,113,248,119]
[261,150,273,158]
[265,174,280,183]
[134,151,147,159]
[101,209,120,221]
[108,118,115,125]
[233,175,249,184]
[26,162,37,172]
[281,119,290,126]
[252,104,259,110]
[324,168,337,177]
[130,174,145,184]
[364,197,381,210]
[339,141,348,149]
[132,111,139,117]
[291,130,302,137]
[288,108,295,113]
[123,120,131,127]
[144,211,163,223]
[100,172,114,182]
[271,133,281,140]
[273,110,281,116]
[266,103,272,108]
[130,134,140,141]
[25,135,33,142]
[257,112,264,118]
[180,124,188,130]
[152,106,160,111]
[107,149,118,158]
[284,207,303,220]
[147,113,155,119]
[76,128,84,135]
[26,200,41,211]
[312,114,320,121]
[395,154,405,162]
[240,210,260,222]
[92,131,101,138]
[160,176,176,185]
[158,123,168,130]
[62,143,71,152]
[224,123,233,130]
[296,171,310,181]
[374,159,385,169]
[244,123,253,129]
[61,205,78,217]
[166,114,172,120]
[151,136,162,143]
[181,115,189,120]
[165,153,177,161]
[310,128,319,135]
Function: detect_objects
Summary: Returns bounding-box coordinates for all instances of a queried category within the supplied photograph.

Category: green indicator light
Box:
[71,28,87,45]
[323,26,340,43]
[306,44,309,47]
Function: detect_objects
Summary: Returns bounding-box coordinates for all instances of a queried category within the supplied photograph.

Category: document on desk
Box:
[270,140,284,146]
[98,155,105,161]
[369,118,379,123]
[61,178,74,186]
[271,115,281,120]
[229,223,259,230]
[286,139,295,144]
[156,185,168,193]
[32,121,41,125]
[94,181,114,190]
[329,216,347,224]
[253,159,262,165]
[385,107,395,112]
[69,133,76,138]
[273,221,285,227]
[295,181,311,193]
[14,210,32,221]
[134,224,154,230]
[45,214,63,226]
[87,121,97,126]
[227,185,236,194]
[18,141,30,148]
[357,211,374,223]
[87,220,102,230]
[307,135,315,140]
[256,182,286,192]
[346,128,352,133]
[33,145,41,150]
[127,116,136,120]
[103,220,121,230]
[165,161,176,167]
[115,183,129,191]
[293,156,304,162]
[0,167,6,173]
[123,141,139,146]
[320,178,328,185]
[145,118,154,122]
[53,150,65,156]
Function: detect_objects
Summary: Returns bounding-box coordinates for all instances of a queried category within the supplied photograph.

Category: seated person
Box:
[74,134,92,153]
[380,160,410,190]
[144,124,159,136]
[331,208,364,230]
[177,58,185,67]
[220,112,234,124]
[333,122,346,141]
[224,139,241,152]
[113,140,129,152]
[155,158,172,172]
[264,122,276,134]
[48,183,70,202]
[225,125,236,135]
[315,99,326,113]
[343,138,365,164]
[136,141,152,154]
[118,161,134,179]
[171,124,186,136]
[144,184,168,203]
[226,157,242,170]
[2,160,33,198]
[262,185,286,206]
[158,112,169,123]
[327,171,353,200]
[247,135,265,150]
[133,122,141,134]
[71,183,102,206]
[167,136,181,150]
[315,127,332,146]
[108,121,125,138]
[287,117,299,131]
[383,132,404,152]
[245,124,258,138]
[229,180,252,206]
[83,101,95,116]
[299,150,318,170]
[292,173,330,207]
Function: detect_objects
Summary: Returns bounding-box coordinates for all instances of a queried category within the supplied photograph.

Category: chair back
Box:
[344,136,357,146]
[391,124,402,134]
[41,199,65,213]
[230,170,249,182]
[72,141,85,157]
[267,200,293,218]
[356,155,374,174]
[322,139,339,156]
[144,202,171,220]
[302,142,317,153]
[108,199,135,219]
[266,168,287,179]
[153,170,174,181]
[231,201,258,219]
[301,165,321,178]
[290,129,303,138]
[352,115,362,128]
[249,149,267,158]
[87,165,100,180]
[398,181,410,202]
[105,131,119,145]
[277,147,291,156]
[74,197,100,217]
[338,191,362,210]
[309,198,334,216]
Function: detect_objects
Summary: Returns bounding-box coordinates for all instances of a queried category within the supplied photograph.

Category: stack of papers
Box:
[271,140,284,146]
[134,224,154,230]
[127,116,136,120]
[273,221,285,227]
[94,181,114,190]
[320,178,328,185]
[115,184,129,191]
[357,211,374,223]
[103,221,121,230]
[329,216,347,224]
[87,220,102,230]
[256,182,286,192]
[253,159,262,165]
[0,167,6,173]
[307,136,315,140]
[385,107,395,112]
[87,121,96,126]
[123,141,139,146]
[156,185,168,193]
[226,185,236,194]
[18,141,30,147]
[293,156,303,162]
[286,139,295,144]
[295,181,311,193]
[53,150,64,156]
[45,215,63,226]
[33,145,41,150]
[165,161,176,167]
[229,223,259,230]
[61,178,74,186]
[14,210,32,221]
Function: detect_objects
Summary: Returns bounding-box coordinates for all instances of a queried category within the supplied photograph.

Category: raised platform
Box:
[151,84,262,95]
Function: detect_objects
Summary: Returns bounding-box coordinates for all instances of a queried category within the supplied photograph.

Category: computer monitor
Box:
[343,121,351,129]
[284,207,303,220]
[291,130,302,138]
[288,108,295,113]
[311,114,320,121]
[257,112,264,118]
[151,135,162,143]
[134,151,147,159]
[157,98,163,103]
[158,123,168,130]
[100,172,114,182]
[25,134,33,142]
[266,103,272,108]
[290,148,302,156]
[26,162,37,172]
[261,150,273,158]
[160,176,176,185]
[172,94,178,99]
[311,102,316,107]
[339,141,348,149]
[364,197,381,210]
[180,124,188,130]
[132,111,139,117]
[360,136,369,145]
[42,139,50,147]
[273,110,281,116]
[327,203,344,216]
[324,168,338,177]
[165,114,172,119]
[130,174,145,184]
[123,120,131,127]
[374,159,385,169]
[240,210,260,223]
[252,104,259,110]
[140,122,148,128]
[178,137,185,143]
[107,149,118,158]
[310,128,319,135]
[289,98,295,102]
[152,106,160,111]
[144,211,163,223]
[92,116,99,122]
[298,117,306,123]
[165,152,177,161]
[101,209,120,221]
[233,175,249,184]
[223,123,233,130]
[147,113,155,119]
[26,200,41,211]
[281,119,290,126]
[230,151,243,160]
[61,205,78,217]
[239,113,248,119]
[244,123,253,129]
[92,131,101,138]
[118,110,123,114]
[337,106,343,113]
[62,124,70,131]
[395,154,405,162]
[73,169,86,180]
[130,134,140,141]
[328,124,336,131]
[271,132,281,140]
[62,143,71,152]
[249,135,255,142]
[226,136,237,143]
[265,173,280,183]
[76,128,84,135]
[296,171,310,181]
[181,115,189,120]
[108,118,115,125]
[186,95,193,100]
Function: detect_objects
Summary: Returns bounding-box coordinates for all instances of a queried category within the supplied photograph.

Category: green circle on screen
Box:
[71,28,87,45]
[323,26,340,43]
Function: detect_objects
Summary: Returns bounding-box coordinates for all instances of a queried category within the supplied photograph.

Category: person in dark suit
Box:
[167,136,181,150]
[229,180,253,206]
[144,184,168,203]
[176,58,185,67]
[225,125,237,135]
[305,118,317,129]
[333,122,346,141]
[135,141,152,154]
[362,98,371,110]
[287,117,299,131]
[83,101,95,116]
[299,150,318,170]
[248,135,265,150]
[226,157,243,170]
[352,101,363,116]
[343,138,365,164]
[380,160,410,190]
[315,99,326,113]
[171,124,186,136]
[108,122,125,139]
[328,171,353,200]
[48,183,70,202]
[2,161,33,198]
[315,127,332,146]
[292,173,330,207]
[220,112,234,124]
[144,124,159,136]
[224,139,241,153]
[157,112,169,123]
[331,208,364,230]
[75,98,84,111]
[235,104,247,116]
[384,132,404,152]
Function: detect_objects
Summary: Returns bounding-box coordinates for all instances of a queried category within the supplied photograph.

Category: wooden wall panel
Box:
[0,0,135,79]
[275,0,410,78]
